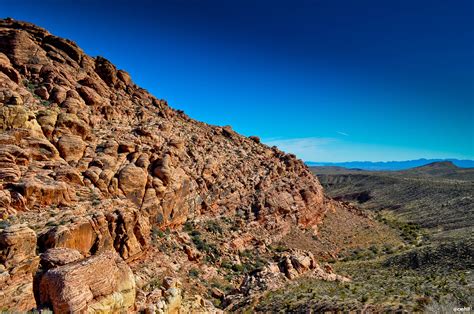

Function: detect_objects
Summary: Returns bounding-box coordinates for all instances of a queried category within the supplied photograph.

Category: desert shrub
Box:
[0,220,11,229]
[190,231,220,262]
[270,244,287,253]
[146,277,163,291]
[189,268,199,278]
[249,136,260,143]
[206,220,223,234]
[425,297,461,313]
[221,260,233,270]
[183,221,194,233]
[151,226,164,241]
[231,263,245,272]
[369,245,379,254]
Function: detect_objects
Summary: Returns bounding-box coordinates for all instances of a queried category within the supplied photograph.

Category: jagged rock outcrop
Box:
[226,249,349,310]
[0,18,325,230]
[280,249,319,279]
[37,207,150,260]
[0,18,331,311]
[137,276,222,314]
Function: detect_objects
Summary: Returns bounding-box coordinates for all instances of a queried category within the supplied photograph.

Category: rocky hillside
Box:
[0,19,342,312]
[247,164,473,312]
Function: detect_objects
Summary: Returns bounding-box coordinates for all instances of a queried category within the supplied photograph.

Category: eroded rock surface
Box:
[227,249,349,309]
[37,250,135,313]
[0,225,39,311]
[0,18,335,312]
[0,18,325,230]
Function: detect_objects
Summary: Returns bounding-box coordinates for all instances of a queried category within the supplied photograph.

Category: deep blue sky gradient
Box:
[2,0,473,161]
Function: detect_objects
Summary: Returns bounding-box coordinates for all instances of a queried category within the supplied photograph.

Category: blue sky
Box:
[3,0,473,162]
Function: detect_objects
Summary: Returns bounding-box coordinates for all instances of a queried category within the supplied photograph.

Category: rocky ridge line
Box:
[0,18,330,312]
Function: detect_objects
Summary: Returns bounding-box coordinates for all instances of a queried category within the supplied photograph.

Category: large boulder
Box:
[38,250,136,313]
[38,214,111,256]
[40,247,83,269]
[38,209,149,261]
[77,85,103,106]
[118,164,147,206]
[279,249,317,279]
[0,144,28,182]
[0,104,43,136]
[13,172,74,207]
[56,133,86,162]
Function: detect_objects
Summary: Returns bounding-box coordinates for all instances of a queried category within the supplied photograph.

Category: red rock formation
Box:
[0,18,330,311]
[0,225,39,311]
[37,250,135,312]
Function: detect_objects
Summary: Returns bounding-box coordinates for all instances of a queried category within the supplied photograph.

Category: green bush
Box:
[189,268,200,278]
[206,220,223,234]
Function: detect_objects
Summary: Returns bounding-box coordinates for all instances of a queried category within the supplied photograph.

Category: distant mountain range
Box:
[306,158,474,170]
[311,160,474,240]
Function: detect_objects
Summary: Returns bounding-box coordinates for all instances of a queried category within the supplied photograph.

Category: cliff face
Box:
[0,18,326,228]
[0,19,329,311]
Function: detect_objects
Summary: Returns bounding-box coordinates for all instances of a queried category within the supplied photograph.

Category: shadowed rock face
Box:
[0,18,328,311]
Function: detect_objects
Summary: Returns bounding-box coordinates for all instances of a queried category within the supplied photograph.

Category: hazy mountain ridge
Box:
[307,158,474,170]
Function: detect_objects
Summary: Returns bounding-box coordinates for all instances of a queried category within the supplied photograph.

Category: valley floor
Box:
[279,164,474,313]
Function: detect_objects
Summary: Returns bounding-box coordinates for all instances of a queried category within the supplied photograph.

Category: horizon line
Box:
[305,158,474,163]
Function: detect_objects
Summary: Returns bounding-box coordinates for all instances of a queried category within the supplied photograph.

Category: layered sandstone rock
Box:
[37,250,136,312]
[37,207,150,260]
[0,225,39,311]
[0,18,330,311]
[0,19,325,231]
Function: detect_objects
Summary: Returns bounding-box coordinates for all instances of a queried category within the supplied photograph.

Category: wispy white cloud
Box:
[262,137,336,161]
[262,137,471,162]
[337,131,349,136]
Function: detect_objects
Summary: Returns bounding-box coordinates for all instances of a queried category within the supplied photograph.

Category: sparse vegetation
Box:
[189,227,221,263]
[376,212,427,245]
[23,79,36,91]
[151,226,165,241]
[145,277,164,291]
[189,268,200,278]
[205,220,223,234]
[312,165,474,242]
[0,220,11,229]
[253,257,473,312]
[295,164,474,312]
